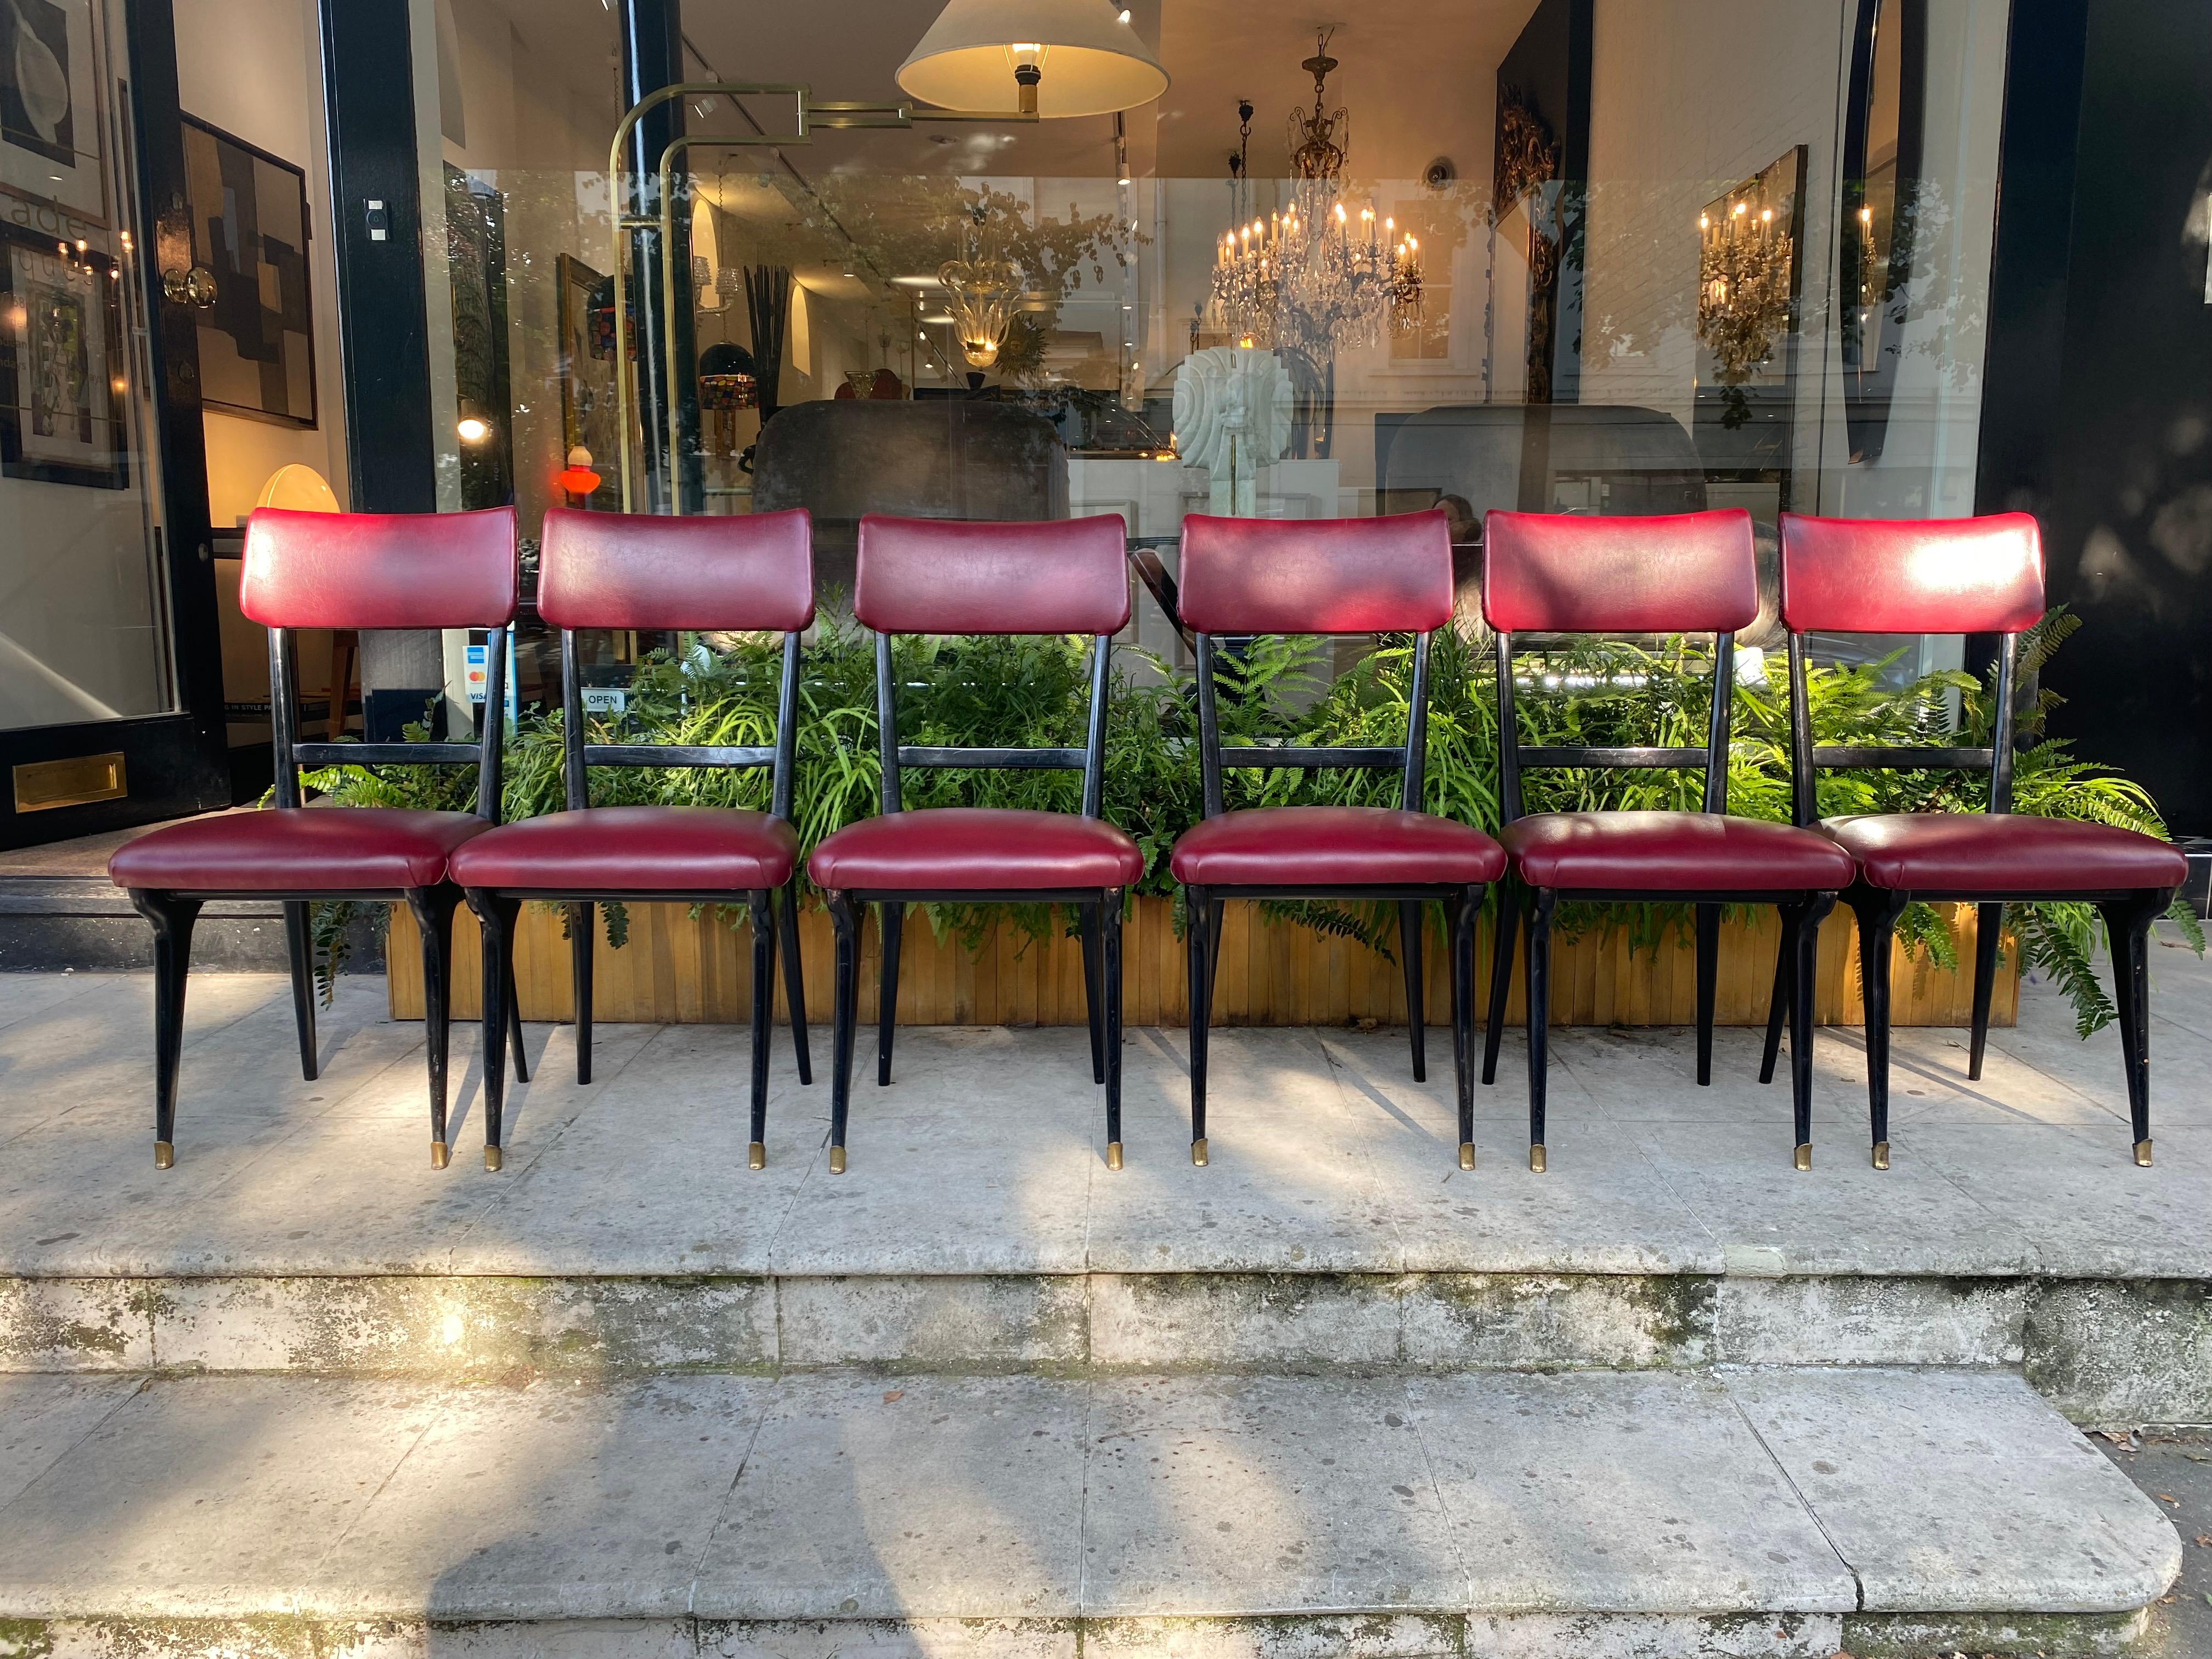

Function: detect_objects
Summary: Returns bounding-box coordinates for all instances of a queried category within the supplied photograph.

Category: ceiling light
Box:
[456,417,491,443]
[897,0,1167,119]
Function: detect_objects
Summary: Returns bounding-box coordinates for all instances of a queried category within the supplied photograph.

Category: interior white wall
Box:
[173,0,348,524]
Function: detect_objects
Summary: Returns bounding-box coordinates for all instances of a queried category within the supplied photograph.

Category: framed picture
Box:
[557,252,620,507]
[182,115,315,426]
[0,218,127,488]
[0,0,103,223]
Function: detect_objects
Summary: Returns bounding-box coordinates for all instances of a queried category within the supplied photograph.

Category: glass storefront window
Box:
[0,0,176,733]
[416,0,2012,709]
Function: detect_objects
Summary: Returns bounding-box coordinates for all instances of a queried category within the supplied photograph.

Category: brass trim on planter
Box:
[13,751,126,812]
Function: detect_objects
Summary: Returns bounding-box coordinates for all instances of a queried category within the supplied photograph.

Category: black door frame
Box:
[0,0,228,851]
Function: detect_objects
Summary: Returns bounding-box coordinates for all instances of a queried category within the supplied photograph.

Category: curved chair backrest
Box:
[1482,507,1757,636]
[241,506,518,630]
[1178,511,1455,636]
[539,507,815,633]
[855,514,1130,637]
[1779,512,2042,637]
[241,507,519,820]
[1775,512,2045,825]
[1177,511,1455,821]
[1480,509,1758,823]
[539,507,816,821]
[853,514,1131,818]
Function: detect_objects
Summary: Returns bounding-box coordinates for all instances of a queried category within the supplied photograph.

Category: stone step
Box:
[0,1366,2177,1659]
[0,875,386,972]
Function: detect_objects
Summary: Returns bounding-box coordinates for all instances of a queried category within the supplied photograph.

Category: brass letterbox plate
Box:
[13,752,127,812]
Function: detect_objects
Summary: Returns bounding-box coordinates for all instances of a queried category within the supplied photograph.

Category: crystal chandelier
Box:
[1696,197,1793,385]
[1207,32,1421,356]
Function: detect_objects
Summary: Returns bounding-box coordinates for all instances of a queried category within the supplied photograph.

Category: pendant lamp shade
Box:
[897,0,1168,119]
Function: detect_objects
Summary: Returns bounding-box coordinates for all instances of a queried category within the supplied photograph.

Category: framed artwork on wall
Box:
[0,219,127,487]
[0,0,104,223]
[181,116,315,426]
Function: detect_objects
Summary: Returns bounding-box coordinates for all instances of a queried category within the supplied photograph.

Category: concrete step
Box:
[0,1366,2177,1658]
[0,874,385,972]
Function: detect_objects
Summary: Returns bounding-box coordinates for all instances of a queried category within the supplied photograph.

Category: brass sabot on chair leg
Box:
[154,1140,174,1170]
[1871,1141,1890,1171]
[1793,1143,1812,1172]
[430,1139,450,1170]
[1528,1143,1546,1174]
[748,1141,766,1172]
[829,1145,847,1175]
[1190,1136,1208,1167]
[2134,1139,2154,1167]
[484,1144,504,1172]
[1458,1142,1476,1171]
[1106,1141,1124,1171]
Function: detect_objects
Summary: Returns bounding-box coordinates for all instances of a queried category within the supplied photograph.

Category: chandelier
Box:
[1696,196,1793,385]
[1207,31,1420,356]
[939,212,1023,368]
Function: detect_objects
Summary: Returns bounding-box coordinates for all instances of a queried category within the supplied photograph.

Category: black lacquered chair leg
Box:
[1785,894,1836,1170]
[1482,882,1518,1086]
[1186,884,1211,1165]
[475,891,521,1171]
[1694,902,1719,1086]
[1851,889,1908,1169]
[1759,918,1793,1086]
[777,877,811,1085]
[1449,885,1477,1169]
[1967,901,2004,1082]
[2100,892,2165,1166]
[1400,900,1427,1082]
[747,891,774,1170]
[876,900,903,1087]
[1080,902,1106,1086]
[129,890,201,1169]
[408,885,460,1169]
[571,901,594,1085]
[1525,889,1557,1171]
[827,892,858,1173]
[282,900,319,1082]
[506,972,529,1085]
[1102,888,1125,1169]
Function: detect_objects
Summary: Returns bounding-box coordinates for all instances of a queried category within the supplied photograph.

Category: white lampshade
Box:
[897,0,1168,119]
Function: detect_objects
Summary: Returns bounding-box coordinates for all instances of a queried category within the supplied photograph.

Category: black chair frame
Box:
[462,629,812,1171]
[820,628,1124,1173]
[125,625,522,1170]
[1764,629,2178,1167]
[1182,630,1489,1170]
[1481,630,1842,1171]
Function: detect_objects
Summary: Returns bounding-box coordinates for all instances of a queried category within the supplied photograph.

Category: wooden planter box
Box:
[387,897,2016,1030]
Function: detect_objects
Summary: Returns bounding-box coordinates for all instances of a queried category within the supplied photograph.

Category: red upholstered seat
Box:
[1500,811,1857,892]
[109,808,491,893]
[448,806,798,892]
[1170,806,1505,887]
[809,808,1143,891]
[1821,813,2185,894]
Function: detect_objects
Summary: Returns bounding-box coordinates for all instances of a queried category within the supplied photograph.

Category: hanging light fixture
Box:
[939,212,1024,368]
[897,0,1168,119]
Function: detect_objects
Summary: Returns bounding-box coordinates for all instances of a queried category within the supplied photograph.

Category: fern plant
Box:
[297,605,2197,1036]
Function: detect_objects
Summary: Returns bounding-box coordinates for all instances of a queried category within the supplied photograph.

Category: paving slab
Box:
[1723,1367,2182,1613]
[0,1374,139,1510]
[1411,1370,1854,1615]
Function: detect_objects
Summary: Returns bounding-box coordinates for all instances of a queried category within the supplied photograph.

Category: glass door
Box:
[0,0,224,848]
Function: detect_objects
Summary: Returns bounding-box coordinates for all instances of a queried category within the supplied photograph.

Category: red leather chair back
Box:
[1482,509,1758,634]
[1780,512,2044,635]
[1178,512,1455,635]
[538,507,815,633]
[240,506,518,629]
[855,514,1131,636]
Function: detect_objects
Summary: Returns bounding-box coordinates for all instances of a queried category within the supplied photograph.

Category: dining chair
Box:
[806,514,1143,1173]
[1769,511,2186,1167]
[1167,511,1507,1169]
[1479,508,1858,1172]
[448,507,815,1171]
[109,506,521,1170]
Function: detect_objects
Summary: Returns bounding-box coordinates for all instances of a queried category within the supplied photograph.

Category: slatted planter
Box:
[386,896,2016,1029]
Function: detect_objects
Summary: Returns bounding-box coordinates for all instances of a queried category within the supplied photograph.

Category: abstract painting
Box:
[182,116,315,426]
